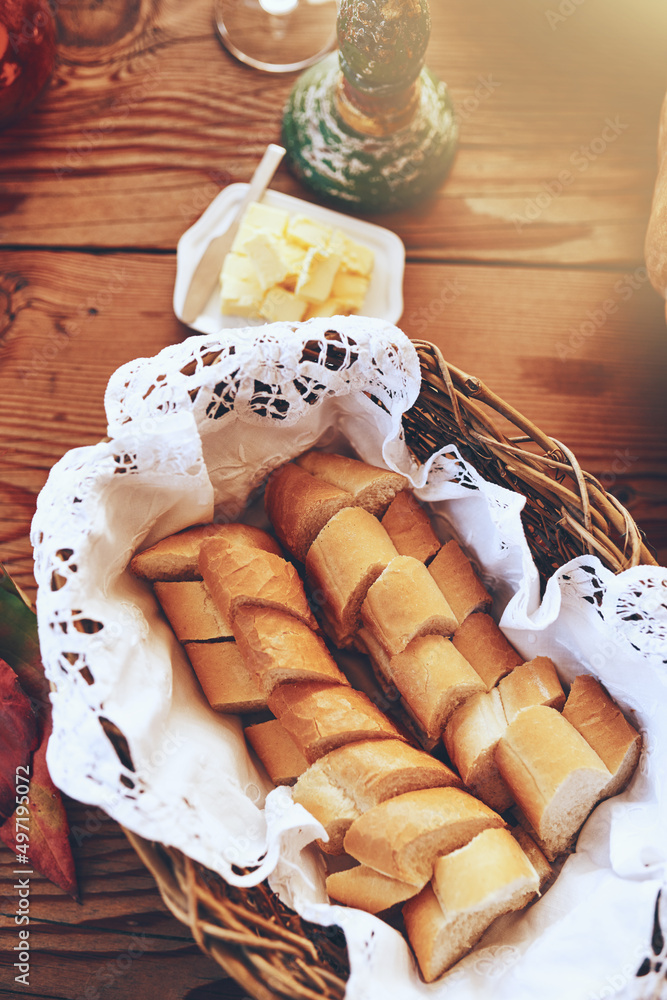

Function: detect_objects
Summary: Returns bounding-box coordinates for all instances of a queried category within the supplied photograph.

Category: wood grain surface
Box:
[0,0,666,995]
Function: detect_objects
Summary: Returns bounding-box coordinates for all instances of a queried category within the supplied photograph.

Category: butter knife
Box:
[181,143,286,326]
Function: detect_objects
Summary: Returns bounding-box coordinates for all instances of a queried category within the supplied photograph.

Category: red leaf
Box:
[0,715,78,899]
[0,658,38,824]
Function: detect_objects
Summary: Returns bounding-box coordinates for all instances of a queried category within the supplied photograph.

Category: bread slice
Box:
[153,580,233,642]
[184,641,266,713]
[360,630,485,749]
[244,719,308,786]
[305,507,398,646]
[267,681,405,764]
[327,865,419,914]
[498,656,566,723]
[451,613,523,690]
[361,555,458,657]
[232,605,349,696]
[428,541,493,624]
[295,450,408,515]
[404,828,539,981]
[444,688,514,813]
[130,523,282,581]
[199,539,317,631]
[562,674,642,798]
[264,462,354,562]
[380,491,440,563]
[495,705,612,860]
[293,738,462,853]
[510,826,553,891]
[343,786,506,887]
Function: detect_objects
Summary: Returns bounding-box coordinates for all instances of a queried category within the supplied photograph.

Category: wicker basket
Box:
[121,340,657,999]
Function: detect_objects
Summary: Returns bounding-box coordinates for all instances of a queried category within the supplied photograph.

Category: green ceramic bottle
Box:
[282,0,457,212]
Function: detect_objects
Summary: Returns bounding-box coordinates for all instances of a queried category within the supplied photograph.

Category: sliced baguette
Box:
[264,462,354,562]
[327,865,419,914]
[199,539,317,630]
[295,450,408,515]
[131,523,281,581]
[153,580,233,642]
[267,682,405,764]
[360,630,485,749]
[451,612,523,690]
[184,641,266,714]
[244,719,308,786]
[343,786,505,887]
[498,656,566,723]
[562,674,641,798]
[495,705,612,860]
[404,828,539,981]
[232,605,349,696]
[428,541,493,624]
[293,738,462,854]
[380,491,440,563]
[361,555,458,657]
[306,507,399,646]
[444,688,514,813]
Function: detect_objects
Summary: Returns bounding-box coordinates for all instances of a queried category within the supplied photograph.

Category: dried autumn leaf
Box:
[0,658,38,824]
[0,565,79,898]
[0,715,78,899]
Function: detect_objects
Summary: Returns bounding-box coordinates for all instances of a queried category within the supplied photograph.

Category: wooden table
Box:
[1,0,666,996]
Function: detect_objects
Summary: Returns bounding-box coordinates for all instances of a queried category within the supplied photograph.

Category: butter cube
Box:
[242,202,289,237]
[328,229,348,258]
[221,252,258,283]
[222,297,260,318]
[296,247,342,303]
[277,240,308,290]
[231,222,260,254]
[287,215,333,250]
[343,238,375,277]
[246,233,289,292]
[304,298,349,319]
[260,287,308,322]
[331,272,369,310]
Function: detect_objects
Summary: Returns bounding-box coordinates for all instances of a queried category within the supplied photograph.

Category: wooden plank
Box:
[1,0,666,262]
[0,800,246,998]
[0,250,664,599]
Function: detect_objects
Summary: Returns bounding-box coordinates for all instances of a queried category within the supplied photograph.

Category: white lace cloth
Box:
[32,317,667,999]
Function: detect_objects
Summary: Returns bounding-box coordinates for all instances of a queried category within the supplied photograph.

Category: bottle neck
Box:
[335,73,422,137]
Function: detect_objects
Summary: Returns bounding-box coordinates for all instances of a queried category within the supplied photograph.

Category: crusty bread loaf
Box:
[404,828,539,981]
[428,541,493,624]
[495,705,611,860]
[498,656,566,723]
[380,491,441,563]
[510,827,552,891]
[293,738,462,854]
[232,605,349,696]
[267,682,405,764]
[184,641,266,713]
[452,613,523,690]
[361,555,458,657]
[244,719,308,785]
[360,630,485,749]
[305,507,399,646]
[343,786,505,887]
[327,865,419,913]
[562,674,641,798]
[153,580,233,642]
[295,450,408,515]
[131,523,282,580]
[444,688,514,813]
[264,462,354,562]
[199,539,317,631]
